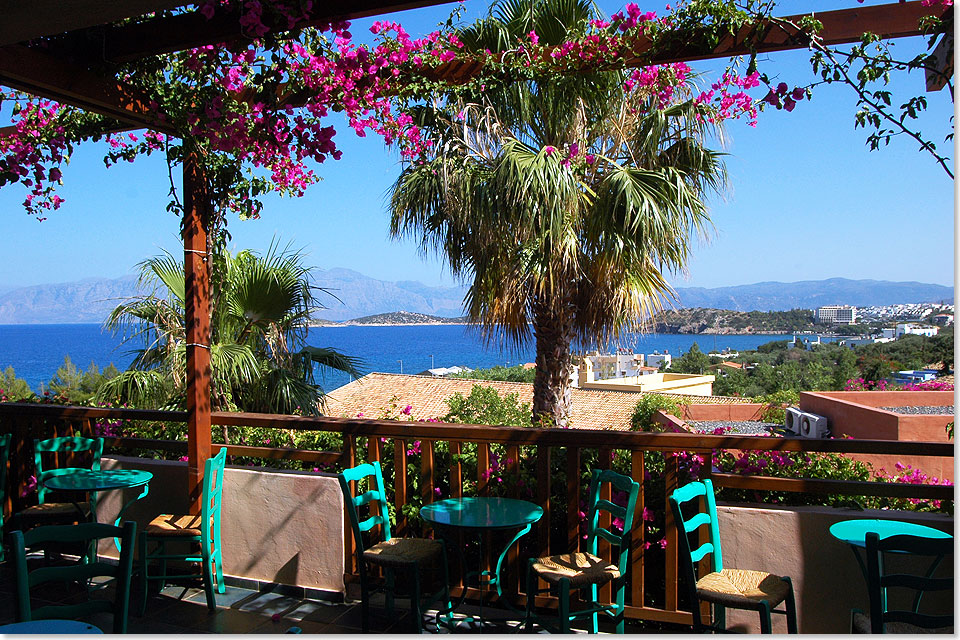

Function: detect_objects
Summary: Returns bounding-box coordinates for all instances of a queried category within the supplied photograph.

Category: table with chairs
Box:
[830,518,954,634]
[2,434,230,634]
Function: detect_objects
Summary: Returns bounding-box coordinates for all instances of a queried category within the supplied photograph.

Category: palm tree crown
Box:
[98,241,359,415]
[390,0,726,427]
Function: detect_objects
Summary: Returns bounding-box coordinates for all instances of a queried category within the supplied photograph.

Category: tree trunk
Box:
[531,298,575,428]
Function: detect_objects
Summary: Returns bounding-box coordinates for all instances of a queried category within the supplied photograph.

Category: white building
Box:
[815,305,858,324]
[646,350,672,370]
[895,323,940,338]
[577,350,645,383]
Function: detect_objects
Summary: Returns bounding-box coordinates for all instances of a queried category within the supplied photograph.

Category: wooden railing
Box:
[0,403,953,626]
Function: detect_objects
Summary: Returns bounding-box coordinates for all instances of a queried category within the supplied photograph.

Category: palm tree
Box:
[389,0,726,427]
[97,241,359,416]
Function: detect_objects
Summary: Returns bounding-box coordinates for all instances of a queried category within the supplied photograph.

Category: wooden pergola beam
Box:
[42,0,459,64]
[0,45,174,134]
[0,0,190,47]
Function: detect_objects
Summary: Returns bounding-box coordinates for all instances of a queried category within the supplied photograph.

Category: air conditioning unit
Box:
[797,412,829,439]
[784,407,804,433]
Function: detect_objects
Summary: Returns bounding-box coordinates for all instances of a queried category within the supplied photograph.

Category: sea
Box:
[0,323,824,393]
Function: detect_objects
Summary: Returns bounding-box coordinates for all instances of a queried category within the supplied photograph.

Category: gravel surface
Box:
[687,420,782,435]
[879,405,955,415]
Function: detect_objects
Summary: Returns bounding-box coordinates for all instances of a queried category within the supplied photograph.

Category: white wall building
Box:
[646,350,672,370]
[814,305,858,324]
[577,350,646,383]
[895,323,940,338]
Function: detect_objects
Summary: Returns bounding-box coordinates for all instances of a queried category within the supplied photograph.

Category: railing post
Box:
[630,449,646,610]
[394,438,408,536]
[449,441,462,498]
[183,151,212,515]
[421,440,435,505]
[664,453,680,612]
[566,447,580,553]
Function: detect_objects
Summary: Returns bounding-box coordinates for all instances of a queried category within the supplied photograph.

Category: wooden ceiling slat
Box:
[0,0,189,47]
[49,0,459,63]
[0,45,174,134]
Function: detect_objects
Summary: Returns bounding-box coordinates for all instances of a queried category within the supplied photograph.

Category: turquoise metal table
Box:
[829,518,952,612]
[44,469,152,550]
[0,619,102,633]
[420,497,543,631]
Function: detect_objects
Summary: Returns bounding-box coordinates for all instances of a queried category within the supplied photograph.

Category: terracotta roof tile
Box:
[324,373,750,430]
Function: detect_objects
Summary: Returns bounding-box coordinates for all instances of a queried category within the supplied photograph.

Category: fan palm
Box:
[390,0,726,427]
[97,241,359,416]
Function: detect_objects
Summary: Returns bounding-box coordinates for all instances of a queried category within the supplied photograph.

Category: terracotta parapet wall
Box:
[681,403,766,422]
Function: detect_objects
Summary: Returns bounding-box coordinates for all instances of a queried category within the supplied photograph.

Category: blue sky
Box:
[0,1,954,291]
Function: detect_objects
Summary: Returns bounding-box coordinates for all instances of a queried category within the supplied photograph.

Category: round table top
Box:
[420,497,543,531]
[0,619,102,633]
[829,518,953,548]
[43,469,153,492]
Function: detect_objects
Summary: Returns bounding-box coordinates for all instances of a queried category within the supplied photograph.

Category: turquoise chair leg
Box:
[615,580,626,634]
[559,578,571,633]
[215,553,225,594]
[409,563,422,633]
[784,577,798,633]
[715,604,726,631]
[385,569,395,615]
[759,601,772,634]
[590,583,599,633]
[202,552,216,610]
[138,534,149,617]
[359,567,370,634]
[524,558,537,631]
[158,540,167,592]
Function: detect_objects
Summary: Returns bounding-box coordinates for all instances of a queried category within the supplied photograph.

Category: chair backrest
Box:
[669,479,723,576]
[865,532,953,634]
[586,469,640,574]
[11,521,137,634]
[34,436,104,505]
[201,447,227,552]
[338,461,391,556]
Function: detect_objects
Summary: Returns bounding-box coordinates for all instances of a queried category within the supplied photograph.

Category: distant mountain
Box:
[671,278,953,311]
[0,275,144,324]
[0,273,950,324]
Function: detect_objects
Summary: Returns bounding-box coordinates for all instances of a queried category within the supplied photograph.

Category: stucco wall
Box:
[682,403,766,421]
[801,391,954,481]
[716,504,953,634]
[97,456,345,593]
[580,373,715,396]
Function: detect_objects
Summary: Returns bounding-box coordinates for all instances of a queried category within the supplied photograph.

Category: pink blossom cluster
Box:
[696,71,761,126]
[844,377,889,391]
[625,62,691,105]
[763,82,805,112]
[875,462,953,509]
[0,97,69,219]
[901,380,954,391]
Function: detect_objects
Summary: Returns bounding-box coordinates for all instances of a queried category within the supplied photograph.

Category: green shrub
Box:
[630,394,683,432]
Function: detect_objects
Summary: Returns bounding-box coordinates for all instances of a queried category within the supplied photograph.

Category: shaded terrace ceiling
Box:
[0,1,950,132]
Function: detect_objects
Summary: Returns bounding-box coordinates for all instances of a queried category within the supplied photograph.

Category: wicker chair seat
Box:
[531,552,620,588]
[851,611,953,634]
[145,513,203,537]
[696,569,791,609]
[19,501,90,518]
[362,537,443,569]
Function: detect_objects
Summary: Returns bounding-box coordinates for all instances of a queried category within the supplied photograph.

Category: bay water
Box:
[0,323,799,393]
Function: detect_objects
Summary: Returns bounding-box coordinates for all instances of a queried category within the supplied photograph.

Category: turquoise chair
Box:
[525,468,640,633]
[850,533,953,634]
[139,447,226,614]
[15,436,104,526]
[0,433,10,561]
[669,479,797,633]
[338,461,450,633]
[11,521,136,634]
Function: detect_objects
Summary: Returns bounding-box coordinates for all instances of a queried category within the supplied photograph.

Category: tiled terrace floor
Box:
[0,555,680,634]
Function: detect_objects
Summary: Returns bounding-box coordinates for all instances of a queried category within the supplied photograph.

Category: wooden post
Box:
[183,151,212,515]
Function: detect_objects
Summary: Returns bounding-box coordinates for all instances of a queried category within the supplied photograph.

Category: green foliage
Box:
[0,367,35,401]
[443,384,531,427]
[671,342,711,374]
[45,356,120,404]
[630,394,683,432]
[757,389,800,423]
[450,365,536,383]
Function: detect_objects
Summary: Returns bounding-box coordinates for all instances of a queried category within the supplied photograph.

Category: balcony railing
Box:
[0,402,953,627]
